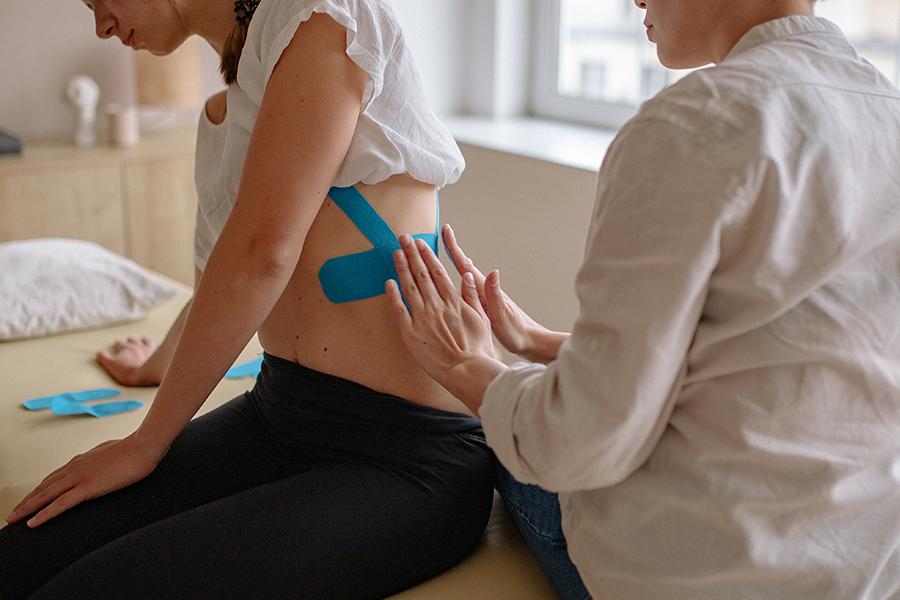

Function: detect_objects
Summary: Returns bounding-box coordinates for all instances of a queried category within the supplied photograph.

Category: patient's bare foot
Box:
[96,337,161,387]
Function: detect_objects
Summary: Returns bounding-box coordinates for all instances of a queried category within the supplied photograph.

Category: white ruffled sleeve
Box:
[258,0,394,112]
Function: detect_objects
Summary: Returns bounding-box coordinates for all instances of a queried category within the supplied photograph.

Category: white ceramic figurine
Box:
[65,75,101,148]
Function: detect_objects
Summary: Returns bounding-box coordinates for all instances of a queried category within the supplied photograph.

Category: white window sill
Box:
[443,115,620,173]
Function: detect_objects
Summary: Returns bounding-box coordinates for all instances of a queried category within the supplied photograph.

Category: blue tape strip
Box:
[319,186,440,304]
[50,397,143,418]
[22,388,121,411]
[225,356,263,379]
[327,186,399,248]
[319,235,436,303]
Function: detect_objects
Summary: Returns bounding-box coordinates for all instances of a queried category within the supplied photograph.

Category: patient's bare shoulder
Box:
[204,90,228,125]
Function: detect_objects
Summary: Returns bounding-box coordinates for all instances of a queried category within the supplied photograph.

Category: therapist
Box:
[387,0,900,598]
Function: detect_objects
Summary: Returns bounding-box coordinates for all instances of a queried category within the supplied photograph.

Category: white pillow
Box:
[0,238,178,341]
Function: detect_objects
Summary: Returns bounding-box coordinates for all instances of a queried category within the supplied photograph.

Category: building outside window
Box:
[534,0,900,128]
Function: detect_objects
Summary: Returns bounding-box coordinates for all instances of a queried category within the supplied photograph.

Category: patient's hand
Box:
[442,225,566,363]
[5,433,161,528]
[96,337,162,386]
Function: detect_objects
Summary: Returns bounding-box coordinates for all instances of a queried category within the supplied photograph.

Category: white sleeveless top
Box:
[193,0,465,270]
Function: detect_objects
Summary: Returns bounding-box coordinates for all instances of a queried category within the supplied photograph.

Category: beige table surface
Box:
[0,280,556,599]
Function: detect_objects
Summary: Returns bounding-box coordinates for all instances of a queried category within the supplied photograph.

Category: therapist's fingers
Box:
[461,272,488,320]
[385,279,412,329]
[442,225,487,286]
[392,246,425,315]
[484,270,506,311]
[399,235,442,308]
[415,238,456,302]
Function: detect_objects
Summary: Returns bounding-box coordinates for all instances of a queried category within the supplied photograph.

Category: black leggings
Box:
[0,353,495,599]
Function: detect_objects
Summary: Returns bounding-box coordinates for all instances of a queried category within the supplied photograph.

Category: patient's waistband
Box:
[251,352,480,434]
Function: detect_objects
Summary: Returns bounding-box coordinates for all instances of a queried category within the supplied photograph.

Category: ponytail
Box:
[219,20,249,85]
[219,0,259,85]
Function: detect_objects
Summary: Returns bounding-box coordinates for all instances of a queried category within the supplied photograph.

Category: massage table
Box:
[0,277,556,599]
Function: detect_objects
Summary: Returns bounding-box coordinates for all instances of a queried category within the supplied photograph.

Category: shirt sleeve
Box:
[258,0,393,112]
[193,202,213,272]
[479,116,751,492]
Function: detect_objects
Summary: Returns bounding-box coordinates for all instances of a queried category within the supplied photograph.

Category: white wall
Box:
[1,1,137,140]
[465,0,532,118]
[391,0,472,117]
[0,0,472,140]
[442,145,598,334]
[1,0,596,332]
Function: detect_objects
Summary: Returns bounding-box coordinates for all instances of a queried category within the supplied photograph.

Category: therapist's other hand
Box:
[442,225,563,364]
[387,234,506,411]
[97,337,161,387]
[5,434,160,528]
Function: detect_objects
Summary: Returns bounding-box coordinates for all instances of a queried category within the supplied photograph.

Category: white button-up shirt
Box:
[480,16,900,599]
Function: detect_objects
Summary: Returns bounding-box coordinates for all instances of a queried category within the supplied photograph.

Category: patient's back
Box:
[258,173,468,414]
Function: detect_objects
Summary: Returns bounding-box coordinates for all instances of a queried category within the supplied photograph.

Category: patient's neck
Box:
[180,0,236,57]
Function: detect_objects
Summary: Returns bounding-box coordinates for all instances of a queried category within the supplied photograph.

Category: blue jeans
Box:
[495,463,591,600]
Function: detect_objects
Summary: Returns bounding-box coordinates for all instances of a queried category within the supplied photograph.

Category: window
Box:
[817,0,900,81]
[533,0,900,129]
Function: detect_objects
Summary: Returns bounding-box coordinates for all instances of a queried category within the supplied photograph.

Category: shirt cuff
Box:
[479,361,547,485]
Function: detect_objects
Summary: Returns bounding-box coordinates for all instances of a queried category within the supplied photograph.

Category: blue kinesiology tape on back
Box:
[318,186,440,304]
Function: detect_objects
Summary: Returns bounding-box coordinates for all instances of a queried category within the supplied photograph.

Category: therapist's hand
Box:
[387,234,506,413]
[441,225,566,364]
[5,434,161,528]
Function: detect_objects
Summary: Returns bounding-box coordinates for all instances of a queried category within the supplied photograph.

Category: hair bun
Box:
[234,0,260,25]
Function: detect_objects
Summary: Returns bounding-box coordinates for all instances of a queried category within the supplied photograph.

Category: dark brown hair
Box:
[219,19,249,85]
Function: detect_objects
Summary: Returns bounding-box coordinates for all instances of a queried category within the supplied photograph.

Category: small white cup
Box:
[105,103,140,148]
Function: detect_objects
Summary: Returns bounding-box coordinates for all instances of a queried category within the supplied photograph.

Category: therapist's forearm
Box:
[448,355,508,415]
[131,245,295,460]
[522,328,571,364]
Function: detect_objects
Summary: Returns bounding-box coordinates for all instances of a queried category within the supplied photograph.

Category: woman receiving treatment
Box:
[388,0,900,598]
[1,0,494,598]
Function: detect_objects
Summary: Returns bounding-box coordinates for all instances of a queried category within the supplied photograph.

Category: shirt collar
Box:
[725,15,843,61]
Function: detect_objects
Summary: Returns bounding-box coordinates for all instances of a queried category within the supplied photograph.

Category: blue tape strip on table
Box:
[50,397,143,418]
[22,388,121,411]
[225,356,263,379]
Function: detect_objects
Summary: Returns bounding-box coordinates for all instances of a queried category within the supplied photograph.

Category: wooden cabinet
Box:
[123,155,198,285]
[0,127,198,285]
[0,164,126,254]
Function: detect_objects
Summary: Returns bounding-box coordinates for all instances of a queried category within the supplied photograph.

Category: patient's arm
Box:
[9,14,367,530]
[442,225,569,364]
[96,268,201,386]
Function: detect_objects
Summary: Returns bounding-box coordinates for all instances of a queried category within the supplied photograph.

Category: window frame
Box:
[531,0,638,130]
[531,0,900,129]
